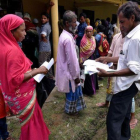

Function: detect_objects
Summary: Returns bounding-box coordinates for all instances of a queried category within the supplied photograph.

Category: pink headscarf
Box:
[0,14,32,94]
[80,25,96,64]
[86,25,93,30]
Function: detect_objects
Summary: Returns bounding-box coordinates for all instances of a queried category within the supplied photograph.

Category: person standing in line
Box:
[22,13,39,68]
[80,26,98,96]
[96,2,140,139]
[76,13,87,47]
[85,18,90,26]
[55,11,86,115]
[96,33,124,107]
[96,32,138,129]
[39,12,54,79]
[106,17,113,45]
[33,18,40,35]
[0,14,50,140]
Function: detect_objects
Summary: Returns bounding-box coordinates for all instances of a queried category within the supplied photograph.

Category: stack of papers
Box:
[33,58,54,82]
[83,60,116,75]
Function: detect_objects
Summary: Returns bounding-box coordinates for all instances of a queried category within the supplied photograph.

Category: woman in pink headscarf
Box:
[80,26,99,96]
[0,14,50,140]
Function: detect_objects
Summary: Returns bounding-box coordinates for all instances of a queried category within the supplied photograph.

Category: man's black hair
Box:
[79,13,86,19]
[41,12,49,19]
[117,1,140,22]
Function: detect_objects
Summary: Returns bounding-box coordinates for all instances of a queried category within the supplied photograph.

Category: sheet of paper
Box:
[84,59,117,75]
[88,71,95,75]
[83,59,96,66]
[83,60,109,69]
[33,58,54,83]
[86,65,99,73]
[46,58,54,70]
[33,73,45,83]
[107,62,113,68]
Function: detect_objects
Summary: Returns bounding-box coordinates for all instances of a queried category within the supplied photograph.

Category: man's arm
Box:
[107,53,112,57]
[46,1,54,14]
[41,34,47,42]
[41,25,49,42]
[97,68,135,77]
[96,56,119,64]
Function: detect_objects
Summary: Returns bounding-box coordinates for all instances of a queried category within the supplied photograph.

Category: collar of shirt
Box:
[41,22,49,27]
[79,22,87,26]
[63,29,74,39]
[126,24,140,39]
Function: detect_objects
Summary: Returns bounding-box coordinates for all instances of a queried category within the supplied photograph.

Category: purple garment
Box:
[55,30,80,93]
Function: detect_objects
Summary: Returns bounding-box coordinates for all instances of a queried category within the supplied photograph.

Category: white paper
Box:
[88,71,95,75]
[46,58,54,70]
[86,65,99,73]
[83,60,116,75]
[107,62,113,68]
[33,58,54,83]
[80,71,85,87]
[33,73,45,83]
[84,65,88,74]
[83,59,96,66]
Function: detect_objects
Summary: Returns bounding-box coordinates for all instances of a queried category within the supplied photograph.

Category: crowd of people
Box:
[0,1,140,140]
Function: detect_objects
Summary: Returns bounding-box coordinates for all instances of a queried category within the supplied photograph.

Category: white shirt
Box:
[114,24,140,94]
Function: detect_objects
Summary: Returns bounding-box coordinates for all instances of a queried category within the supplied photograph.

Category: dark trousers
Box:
[107,83,138,140]
[0,117,9,140]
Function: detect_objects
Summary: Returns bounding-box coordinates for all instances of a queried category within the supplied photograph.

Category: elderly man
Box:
[55,11,86,115]
[97,2,140,140]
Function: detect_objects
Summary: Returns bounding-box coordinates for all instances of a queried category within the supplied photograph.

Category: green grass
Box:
[7,78,140,140]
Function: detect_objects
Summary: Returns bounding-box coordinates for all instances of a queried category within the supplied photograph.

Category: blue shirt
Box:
[95,33,102,45]
[95,32,103,58]
[76,22,87,46]
[39,22,51,52]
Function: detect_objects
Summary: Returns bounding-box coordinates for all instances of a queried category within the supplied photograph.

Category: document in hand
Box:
[83,59,116,75]
[33,58,54,83]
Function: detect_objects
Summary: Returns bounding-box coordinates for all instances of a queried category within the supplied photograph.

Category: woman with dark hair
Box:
[0,14,50,140]
[39,12,54,79]
[95,25,109,58]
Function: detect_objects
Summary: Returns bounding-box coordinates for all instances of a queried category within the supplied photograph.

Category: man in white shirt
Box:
[97,2,140,140]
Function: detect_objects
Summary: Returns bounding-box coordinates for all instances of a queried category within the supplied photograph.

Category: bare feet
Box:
[96,102,109,107]
[130,118,138,129]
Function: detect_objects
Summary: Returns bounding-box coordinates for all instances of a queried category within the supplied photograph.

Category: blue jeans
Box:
[0,117,9,140]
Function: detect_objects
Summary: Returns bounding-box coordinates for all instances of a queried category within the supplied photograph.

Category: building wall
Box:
[58,0,74,11]
[57,0,119,21]
[22,0,50,22]
[22,0,75,21]
[22,0,126,23]
[81,4,119,21]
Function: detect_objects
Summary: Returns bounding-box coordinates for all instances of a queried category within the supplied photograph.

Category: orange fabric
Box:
[0,89,6,118]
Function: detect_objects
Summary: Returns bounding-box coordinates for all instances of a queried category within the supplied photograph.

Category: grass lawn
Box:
[7,78,140,140]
